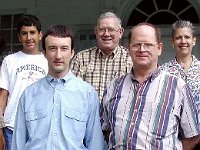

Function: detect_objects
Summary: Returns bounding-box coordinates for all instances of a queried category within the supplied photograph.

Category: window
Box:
[127,0,200,26]
[0,13,24,55]
[76,31,97,52]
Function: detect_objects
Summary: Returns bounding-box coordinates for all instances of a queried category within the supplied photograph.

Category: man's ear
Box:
[157,42,163,56]
[42,50,47,58]
[71,49,75,59]
[39,31,43,40]
[94,27,98,35]
[119,27,124,39]
[18,33,21,42]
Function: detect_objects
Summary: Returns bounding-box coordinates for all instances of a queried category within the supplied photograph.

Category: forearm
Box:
[0,89,9,129]
[0,88,8,114]
[0,114,4,129]
[182,135,200,150]
[0,128,5,150]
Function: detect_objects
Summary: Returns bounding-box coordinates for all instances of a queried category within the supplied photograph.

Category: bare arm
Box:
[0,88,8,114]
[0,88,9,150]
[0,129,5,150]
[182,136,200,150]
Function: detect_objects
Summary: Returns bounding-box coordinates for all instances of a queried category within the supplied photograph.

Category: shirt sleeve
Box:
[0,58,9,90]
[180,84,200,138]
[125,53,133,73]
[100,80,114,132]
[71,54,82,77]
[84,88,107,150]
[11,92,27,150]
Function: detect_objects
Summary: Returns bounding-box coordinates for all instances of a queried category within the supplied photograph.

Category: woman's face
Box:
[172,27,196,57]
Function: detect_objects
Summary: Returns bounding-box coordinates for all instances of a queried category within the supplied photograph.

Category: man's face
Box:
[95,17,124,54]
[18,25,42,54]
[44,36,74,78]
[128,25,163,70]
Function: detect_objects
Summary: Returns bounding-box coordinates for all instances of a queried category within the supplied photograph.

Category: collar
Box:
[46,70,73,87]
[172,55,199,68]
[98,46,120,59]
[130,67,161,83]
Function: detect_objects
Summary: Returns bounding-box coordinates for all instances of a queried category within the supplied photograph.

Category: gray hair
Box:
[171,20,195,37]
[97,12,122,28]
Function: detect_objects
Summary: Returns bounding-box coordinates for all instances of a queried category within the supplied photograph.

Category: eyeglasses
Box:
[97,27,120,34]
[129,42,157,51]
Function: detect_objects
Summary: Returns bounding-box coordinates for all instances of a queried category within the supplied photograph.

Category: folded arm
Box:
[182,135,200,150]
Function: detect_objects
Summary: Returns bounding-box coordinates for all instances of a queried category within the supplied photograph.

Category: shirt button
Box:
[54,133,57,136]
[35,115,38,119]
[55,118,58,122]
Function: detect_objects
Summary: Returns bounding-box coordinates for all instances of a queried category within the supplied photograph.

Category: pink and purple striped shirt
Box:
[101,69,199,150]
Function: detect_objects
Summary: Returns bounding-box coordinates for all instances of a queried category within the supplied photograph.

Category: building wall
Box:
[0,0,200,64]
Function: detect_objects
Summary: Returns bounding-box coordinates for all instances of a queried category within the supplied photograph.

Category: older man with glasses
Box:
[71,12,132,102]
[101,22,200,150]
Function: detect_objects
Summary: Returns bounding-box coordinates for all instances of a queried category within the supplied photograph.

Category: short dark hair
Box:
[128,22,162,43]
[42,25,74,51]
[17,14,41,33]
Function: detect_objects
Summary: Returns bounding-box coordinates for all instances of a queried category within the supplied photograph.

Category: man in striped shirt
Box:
[71,12,132,101]
[101,22,200,150]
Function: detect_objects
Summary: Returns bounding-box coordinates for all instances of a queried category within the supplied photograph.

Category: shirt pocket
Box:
[64,108,87,140]
[25,109,48,139]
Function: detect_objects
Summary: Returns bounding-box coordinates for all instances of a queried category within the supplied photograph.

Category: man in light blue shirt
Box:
[11,25,106,150]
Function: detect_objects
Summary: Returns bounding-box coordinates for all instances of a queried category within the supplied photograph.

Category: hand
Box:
[182,136,200,150]
[0,129,5,150]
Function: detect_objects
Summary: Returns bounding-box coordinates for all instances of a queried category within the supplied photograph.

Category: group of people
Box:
[0,11,199,150]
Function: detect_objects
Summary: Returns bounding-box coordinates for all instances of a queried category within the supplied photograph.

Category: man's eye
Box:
[99,28,105,32]
[49,47,56,51]
[108,28,115,32]
[145,43,154,47]
[20,32,27,35]
[62,48,68,51]
[133,43,140,47]
[30,31,37,35]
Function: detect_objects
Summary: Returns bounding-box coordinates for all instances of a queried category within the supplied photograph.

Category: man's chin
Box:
[23,46,35,51]
[100,45,115,51]
[53,66,66,74]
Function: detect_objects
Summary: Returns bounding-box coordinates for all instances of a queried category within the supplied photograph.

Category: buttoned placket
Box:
[100,53,114,100]
[51,79,63,150]
[128,76,162,146]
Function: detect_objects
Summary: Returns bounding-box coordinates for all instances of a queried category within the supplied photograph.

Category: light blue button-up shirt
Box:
[11,71,106,150]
